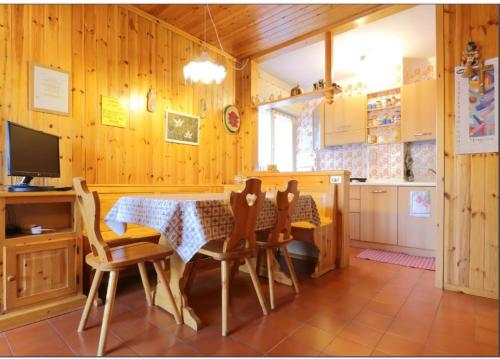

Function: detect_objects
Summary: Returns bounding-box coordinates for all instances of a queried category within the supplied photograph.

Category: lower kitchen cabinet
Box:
[360,186,398,245]
[397,186,436,250]
[350,184,436,254]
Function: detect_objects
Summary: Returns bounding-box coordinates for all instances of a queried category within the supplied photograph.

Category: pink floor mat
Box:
[356,249,436,271]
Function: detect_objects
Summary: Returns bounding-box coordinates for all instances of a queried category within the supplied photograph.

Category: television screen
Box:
[6,122,60,178]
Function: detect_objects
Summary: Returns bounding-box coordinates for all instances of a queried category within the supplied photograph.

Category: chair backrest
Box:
[269,180,300,244]
[73,178,112,262]
[225,177,265,252]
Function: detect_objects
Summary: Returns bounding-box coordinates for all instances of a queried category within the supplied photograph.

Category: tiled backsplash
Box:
[367,143,405,180]
[313,140,435,181]
[407,141,437,181]
[317,144,368,178]
[295,100,436,181]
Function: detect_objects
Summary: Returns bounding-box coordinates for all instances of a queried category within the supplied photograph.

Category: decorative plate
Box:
[223,105,240,133]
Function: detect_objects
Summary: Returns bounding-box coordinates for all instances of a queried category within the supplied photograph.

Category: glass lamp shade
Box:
[183,51,226,85]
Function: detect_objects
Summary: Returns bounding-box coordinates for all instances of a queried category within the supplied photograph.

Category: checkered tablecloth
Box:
[105,193,320,262]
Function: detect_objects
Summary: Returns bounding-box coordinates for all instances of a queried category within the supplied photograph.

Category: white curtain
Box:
[258,109,295,172]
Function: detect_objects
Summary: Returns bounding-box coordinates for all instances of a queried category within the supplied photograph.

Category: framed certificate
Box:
[29,63,71,116]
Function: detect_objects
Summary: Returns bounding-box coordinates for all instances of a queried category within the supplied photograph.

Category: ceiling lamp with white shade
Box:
[184,50,226,85]
[184,5,228,85]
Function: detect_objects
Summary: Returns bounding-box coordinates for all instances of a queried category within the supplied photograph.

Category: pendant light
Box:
[184,5,227,85]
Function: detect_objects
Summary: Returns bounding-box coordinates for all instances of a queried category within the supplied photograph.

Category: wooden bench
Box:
[290,190,336,278]
[224,170,350,277]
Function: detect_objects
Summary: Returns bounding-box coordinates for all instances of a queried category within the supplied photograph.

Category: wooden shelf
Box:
[367,122,401,129]
[5,228,76,241]
[254,86,340,110]
[367,104,401,112]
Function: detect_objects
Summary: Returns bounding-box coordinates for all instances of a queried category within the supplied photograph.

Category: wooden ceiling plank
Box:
[240,4,394,59]
[122,4,236,62]
[208,4,296,44]
[178,4,251,40]
[219,5,327,55]
[220,4,320,43]
[235,4,370,49]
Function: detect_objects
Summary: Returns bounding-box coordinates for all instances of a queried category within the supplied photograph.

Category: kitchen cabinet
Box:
[360,186,398,245]
[397,186,436,250]
[324,95,366,146]
[401,79,437,142]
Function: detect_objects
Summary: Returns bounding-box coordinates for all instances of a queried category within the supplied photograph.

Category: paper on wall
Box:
[410,191,431,218]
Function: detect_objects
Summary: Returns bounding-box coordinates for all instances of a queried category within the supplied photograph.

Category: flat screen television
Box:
[6,121,60,192]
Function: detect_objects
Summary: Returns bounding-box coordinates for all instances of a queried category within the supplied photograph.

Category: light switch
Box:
[330,175,342,184]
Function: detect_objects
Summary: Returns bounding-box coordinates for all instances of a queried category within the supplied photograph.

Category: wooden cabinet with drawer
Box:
[360,186,398,245]
[401,79,437,142]
[349,186,361,240]
[0,192,86,331]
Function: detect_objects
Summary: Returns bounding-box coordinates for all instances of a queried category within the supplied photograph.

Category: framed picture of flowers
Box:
[165,110,200,145]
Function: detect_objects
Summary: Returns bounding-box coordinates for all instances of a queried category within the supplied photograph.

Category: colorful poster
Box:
[165,110,200,145]
[455,58,498,154]
[410,191,431,218]
[101,95,127,128]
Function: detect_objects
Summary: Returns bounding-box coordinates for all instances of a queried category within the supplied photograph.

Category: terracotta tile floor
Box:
[1,249,498,356]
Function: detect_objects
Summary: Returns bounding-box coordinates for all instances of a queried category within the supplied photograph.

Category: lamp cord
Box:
[206,4,248,71]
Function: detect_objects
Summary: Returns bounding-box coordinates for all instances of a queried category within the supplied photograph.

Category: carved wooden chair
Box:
[73,178,181,356]
[189,177,269,336]
[256,180,300,310]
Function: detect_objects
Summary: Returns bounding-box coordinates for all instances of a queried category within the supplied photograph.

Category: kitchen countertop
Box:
[350,180,436,187]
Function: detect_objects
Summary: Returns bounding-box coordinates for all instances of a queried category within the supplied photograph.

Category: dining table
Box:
[105,192,321,330]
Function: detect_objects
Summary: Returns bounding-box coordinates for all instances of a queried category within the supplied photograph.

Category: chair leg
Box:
[152,260,182,324]
[221,260,229,336]
[266,249,276,310]
[244,257,269,316]
[137,262,152,306]
[282,247,300,294]
[97,271,119,357]
[78,269,103,333]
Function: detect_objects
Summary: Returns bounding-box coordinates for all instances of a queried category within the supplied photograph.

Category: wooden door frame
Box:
[435,4,445,289]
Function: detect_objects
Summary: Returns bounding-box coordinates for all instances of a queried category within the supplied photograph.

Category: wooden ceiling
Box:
[135,4,387,59]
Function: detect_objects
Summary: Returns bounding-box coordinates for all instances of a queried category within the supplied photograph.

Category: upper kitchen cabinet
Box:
[401,78,437,142]
[323,94,366,146]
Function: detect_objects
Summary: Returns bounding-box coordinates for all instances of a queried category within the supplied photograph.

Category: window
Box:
[258,109,296,172]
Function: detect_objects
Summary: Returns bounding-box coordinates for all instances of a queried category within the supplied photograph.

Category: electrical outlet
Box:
[330,175,342,184]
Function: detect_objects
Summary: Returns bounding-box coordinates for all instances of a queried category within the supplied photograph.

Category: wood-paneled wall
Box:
[442,4,498,299]
[0,4,238,187]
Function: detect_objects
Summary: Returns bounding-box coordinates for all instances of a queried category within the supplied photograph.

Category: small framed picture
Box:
[29,63,71,116]
[165,110,200,145]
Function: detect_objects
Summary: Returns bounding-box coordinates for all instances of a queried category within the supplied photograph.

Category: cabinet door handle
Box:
[7,275,15,282]
[371,190,387,194]
[414,132,432,136]
[335,124,352,132]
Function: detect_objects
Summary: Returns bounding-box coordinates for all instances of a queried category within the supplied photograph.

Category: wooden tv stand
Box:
[0,191,86,331]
